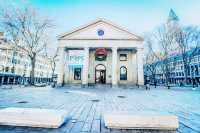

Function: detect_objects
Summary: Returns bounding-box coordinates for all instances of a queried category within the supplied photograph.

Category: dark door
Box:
[95,64,106,84]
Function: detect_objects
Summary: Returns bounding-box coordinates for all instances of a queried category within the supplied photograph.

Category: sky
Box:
[1,0,200,51]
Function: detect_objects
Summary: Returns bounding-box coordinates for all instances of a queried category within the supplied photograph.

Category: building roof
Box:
[58,18,143,41]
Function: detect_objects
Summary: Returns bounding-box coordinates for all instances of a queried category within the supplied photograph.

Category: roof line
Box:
[57,18,143,41]
[58,38,142,41]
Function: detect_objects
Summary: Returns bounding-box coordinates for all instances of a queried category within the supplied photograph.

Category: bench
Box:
[0,107,69,128]
[104,114,179,130]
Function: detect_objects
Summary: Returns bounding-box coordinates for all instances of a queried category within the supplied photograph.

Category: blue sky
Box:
[2,0,200,50]
[9,0,199,34]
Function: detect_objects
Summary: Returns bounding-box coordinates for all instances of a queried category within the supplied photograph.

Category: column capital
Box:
[112,47,118,50]
[137,48,144,51]
[59,46,66,49]
[83,47,89,50]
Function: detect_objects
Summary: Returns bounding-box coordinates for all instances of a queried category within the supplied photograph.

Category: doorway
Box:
[95,64,106,84]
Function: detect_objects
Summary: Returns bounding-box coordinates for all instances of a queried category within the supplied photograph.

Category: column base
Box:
[56,83,64,87]
[112,84,118,88]
[138,82,144,86]
[82,84,88,88]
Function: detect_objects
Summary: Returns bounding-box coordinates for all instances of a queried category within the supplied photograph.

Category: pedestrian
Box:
[154,81,157,88]
[192,79,195,88]
[147,83,150,90]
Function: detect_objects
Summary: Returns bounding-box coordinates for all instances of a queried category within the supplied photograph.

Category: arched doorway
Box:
[120,66,127,80]
[95,64,106,84]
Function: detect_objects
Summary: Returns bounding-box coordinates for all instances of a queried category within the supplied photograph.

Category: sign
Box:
[95,48,107,61]
[67,50,84,67]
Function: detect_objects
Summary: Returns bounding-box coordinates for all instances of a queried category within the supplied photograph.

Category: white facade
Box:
[57,19,144,86]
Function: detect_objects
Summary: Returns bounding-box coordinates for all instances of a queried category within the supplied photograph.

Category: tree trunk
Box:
[164,64,170,89]
[30,53,36,85]
[51,68,55,82]
[51,61,56,80]
[182,55,189,85]
[183,64,188,85]
[153,74,156,88]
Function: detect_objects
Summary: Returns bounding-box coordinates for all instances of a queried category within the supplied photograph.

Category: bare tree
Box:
[149,24,178,88]
[174,26,200,85]
[48,48,59,80]
[1,5,52,85]
[144,36,159,87]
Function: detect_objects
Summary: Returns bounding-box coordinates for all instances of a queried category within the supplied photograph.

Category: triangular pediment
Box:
[58,19,143,41]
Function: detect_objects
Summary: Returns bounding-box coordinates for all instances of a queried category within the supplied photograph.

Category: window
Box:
[120,66,127,80]
[5,67,9,72]
[181,66,183,70]
[195,65,199,75]
[176,72,178,76]
[11,67,15,73]
[12,59,17,64]
[120,54,127,61]
[74,68,81,80]
[179,72,181,76]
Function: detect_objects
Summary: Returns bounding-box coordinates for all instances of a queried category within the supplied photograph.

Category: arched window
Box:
[120,66,127,80]
[5,67,9,72]
[11,67,15,73]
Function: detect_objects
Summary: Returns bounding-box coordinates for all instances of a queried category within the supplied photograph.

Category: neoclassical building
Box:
[57,19,144,86]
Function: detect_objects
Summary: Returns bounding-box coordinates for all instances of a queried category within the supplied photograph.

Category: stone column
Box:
[136,48,144,85]
[112,47,118,86]
[64,50,69,84]
[82,47,89,86]
[57,47,65,86]
[132,50,137,84]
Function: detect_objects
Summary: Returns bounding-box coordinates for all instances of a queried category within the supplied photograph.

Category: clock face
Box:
[97,29,104,36]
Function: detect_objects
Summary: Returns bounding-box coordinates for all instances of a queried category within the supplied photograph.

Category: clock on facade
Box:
[97,29,104,36]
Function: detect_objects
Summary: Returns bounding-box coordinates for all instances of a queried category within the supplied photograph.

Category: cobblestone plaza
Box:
[0,86,199,133]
